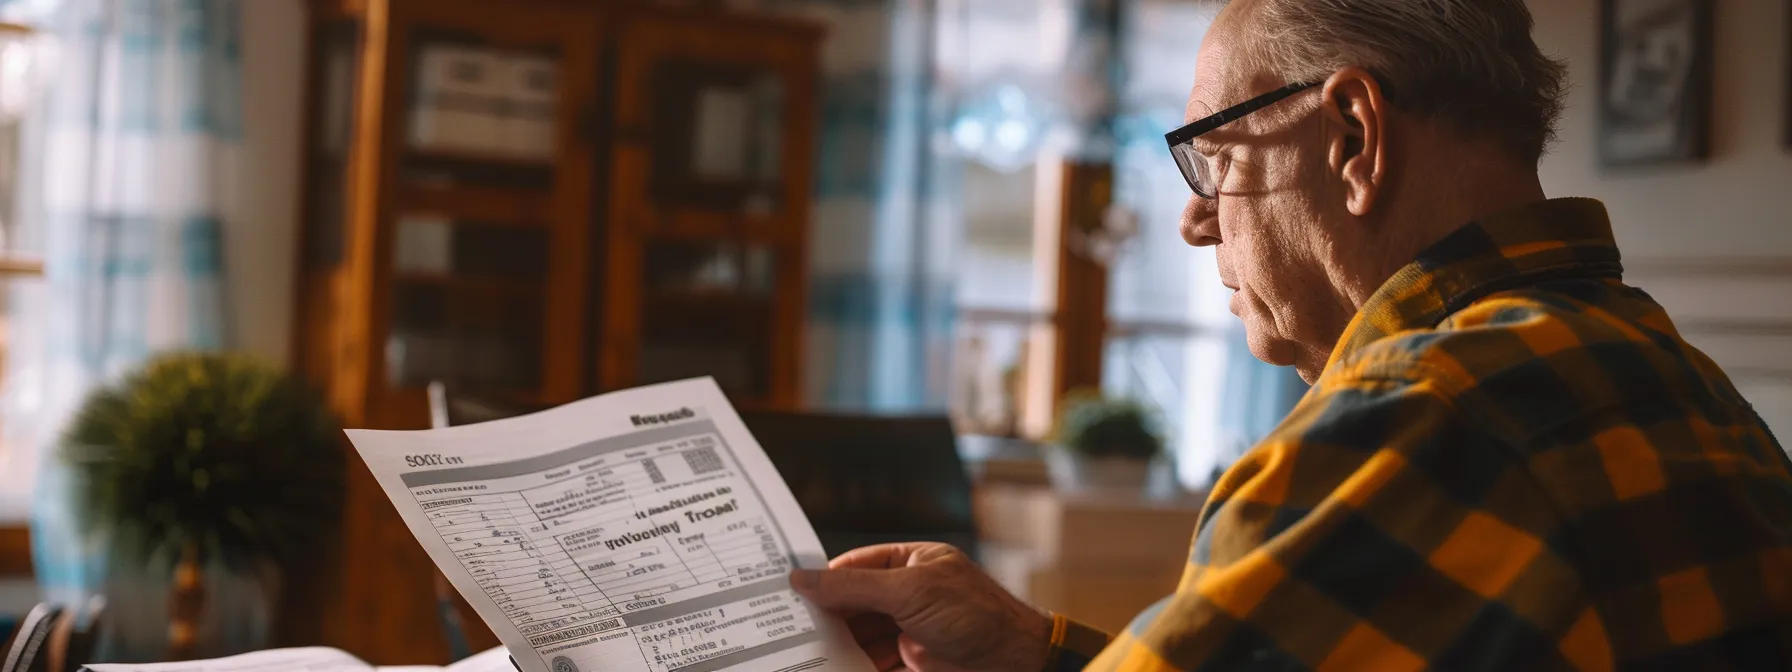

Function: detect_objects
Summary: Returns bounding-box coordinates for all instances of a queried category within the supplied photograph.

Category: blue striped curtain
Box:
[1213,325,1309,475]
[770,0,958,412]
[0,0,243,659]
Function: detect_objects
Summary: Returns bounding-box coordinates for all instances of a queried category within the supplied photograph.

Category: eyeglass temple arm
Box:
[1163,81,1320,146]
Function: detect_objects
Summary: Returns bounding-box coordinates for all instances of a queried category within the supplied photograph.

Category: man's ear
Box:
[1319,67,1386,217]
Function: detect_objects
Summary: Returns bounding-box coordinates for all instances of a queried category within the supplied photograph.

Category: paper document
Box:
[344,378,873,672]
[378,646,517,672]
[83,648,368,672]
[83,646,514,672]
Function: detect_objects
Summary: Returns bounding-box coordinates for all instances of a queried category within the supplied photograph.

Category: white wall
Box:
[227,0,306,367]
[1531,0,1792,259]
[1529,0,1792,434]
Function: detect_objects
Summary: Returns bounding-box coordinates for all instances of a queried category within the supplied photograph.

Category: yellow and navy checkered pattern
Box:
[1045,198,1792,670]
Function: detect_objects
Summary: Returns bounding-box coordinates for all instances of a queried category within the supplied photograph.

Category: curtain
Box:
[770,0,958,412]
[1212,325,1309,477]
[2,0,242,658]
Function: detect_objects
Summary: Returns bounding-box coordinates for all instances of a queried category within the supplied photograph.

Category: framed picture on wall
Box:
[1598,0,1713,166]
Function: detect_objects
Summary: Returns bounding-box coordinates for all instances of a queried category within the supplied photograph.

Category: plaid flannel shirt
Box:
[1045,198,1792,670]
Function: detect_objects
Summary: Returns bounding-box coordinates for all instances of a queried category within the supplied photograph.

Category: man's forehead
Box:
[1184,0,1252,123]
[1183,41,1236,122]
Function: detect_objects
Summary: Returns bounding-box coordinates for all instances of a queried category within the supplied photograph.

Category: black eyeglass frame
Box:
[1163,81,1319,197]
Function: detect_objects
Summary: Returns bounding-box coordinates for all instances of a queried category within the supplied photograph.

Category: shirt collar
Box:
[1326,197,1624,369]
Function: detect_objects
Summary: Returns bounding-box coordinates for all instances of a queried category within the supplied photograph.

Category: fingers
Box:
[846,613,901,647]
[826,543,929,570]
[793,543,968,616]
[790,565,909,615]
[896,633,965,672]
[847,614,902,672]
[866,638,903,672]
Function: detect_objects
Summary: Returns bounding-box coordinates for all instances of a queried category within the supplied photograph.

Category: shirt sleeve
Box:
[1044,613,1113,672]
[1082,373,1612,671]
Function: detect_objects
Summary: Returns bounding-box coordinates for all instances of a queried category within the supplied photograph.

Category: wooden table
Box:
[975,484,1206,634]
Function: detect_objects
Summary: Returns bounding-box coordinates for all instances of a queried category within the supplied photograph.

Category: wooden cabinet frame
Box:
[289,0,821,663]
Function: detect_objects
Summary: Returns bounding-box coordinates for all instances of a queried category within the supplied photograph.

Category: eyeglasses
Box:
[1164,81,1318,199]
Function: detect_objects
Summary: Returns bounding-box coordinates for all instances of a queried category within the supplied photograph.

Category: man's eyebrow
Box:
[1184,100,1217,125]
[1190,119,1230,145]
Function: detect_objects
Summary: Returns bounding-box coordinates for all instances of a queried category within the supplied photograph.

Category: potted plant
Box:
[61,352,343,661]
[1046,390,1165,492]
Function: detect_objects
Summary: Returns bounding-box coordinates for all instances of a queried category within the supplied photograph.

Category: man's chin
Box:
[1244,329,1298,368]
[1247,333,1326,383]
[1250,337,1323,384]
[1294,363,1321,385]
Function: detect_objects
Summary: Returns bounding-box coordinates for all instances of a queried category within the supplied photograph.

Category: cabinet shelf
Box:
[398,183,551,225]
[628,210,800,243]
[401,150,557,191]
[392,271,542,294]
[407,147,554,169]
[646,288,774,304]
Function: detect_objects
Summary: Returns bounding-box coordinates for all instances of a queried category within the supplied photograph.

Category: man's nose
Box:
[1179,194,1220,247]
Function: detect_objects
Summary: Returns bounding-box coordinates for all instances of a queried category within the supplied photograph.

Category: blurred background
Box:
[0,0,1787,667]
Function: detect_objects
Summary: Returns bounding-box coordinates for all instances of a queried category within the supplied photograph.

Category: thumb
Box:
[789,566,908,615]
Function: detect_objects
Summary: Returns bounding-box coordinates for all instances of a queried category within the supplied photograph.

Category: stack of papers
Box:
[84,645,511,672]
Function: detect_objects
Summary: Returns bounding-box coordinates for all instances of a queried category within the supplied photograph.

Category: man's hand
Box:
[789,542,1053,672]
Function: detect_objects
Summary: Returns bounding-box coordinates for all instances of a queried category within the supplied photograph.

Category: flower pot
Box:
[96,556,280,662]
[1045,448,1156,492]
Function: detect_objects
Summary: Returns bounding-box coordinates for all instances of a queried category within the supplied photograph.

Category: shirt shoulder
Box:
[1324,276,1751,445]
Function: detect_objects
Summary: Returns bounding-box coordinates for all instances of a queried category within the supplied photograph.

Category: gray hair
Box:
[1241,0,1568,163]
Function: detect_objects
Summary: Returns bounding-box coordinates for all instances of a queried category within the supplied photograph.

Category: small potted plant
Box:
[1046,390,1164,492]
[61,352,343,661]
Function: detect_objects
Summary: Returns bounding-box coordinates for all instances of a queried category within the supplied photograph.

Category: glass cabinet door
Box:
[647,62,786,216]
[607,15,817,240]
[375,0,600,406]
[633,239,781,398]
[385,217,550,392]
[600,13,818,407]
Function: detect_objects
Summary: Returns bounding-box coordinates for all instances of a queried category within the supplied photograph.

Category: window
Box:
[938,0,1073,436]
[936,0,1304,490]
[1104,1,1288,488]
[0,15,49,520]
[951,163,1042,435]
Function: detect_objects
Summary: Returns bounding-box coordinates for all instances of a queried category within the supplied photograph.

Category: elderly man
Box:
[790,0,1792,669]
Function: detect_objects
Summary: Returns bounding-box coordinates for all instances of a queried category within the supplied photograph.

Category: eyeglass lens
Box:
[1171,143,1215,199]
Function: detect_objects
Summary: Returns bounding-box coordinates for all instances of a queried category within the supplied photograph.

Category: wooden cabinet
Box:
[599,14,818,407]
[290,0,820,662]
